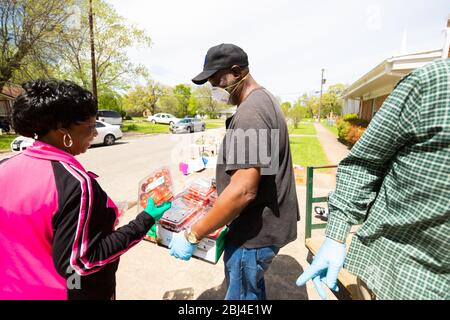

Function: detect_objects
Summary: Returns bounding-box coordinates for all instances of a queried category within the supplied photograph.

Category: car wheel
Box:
[104,134,116,146]
[201,125,205,131]
[187,126,193,133]
[151,120,156,124]
[169,121,174,126]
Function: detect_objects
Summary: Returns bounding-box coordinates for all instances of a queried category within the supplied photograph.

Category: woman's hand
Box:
[144,198,171,221]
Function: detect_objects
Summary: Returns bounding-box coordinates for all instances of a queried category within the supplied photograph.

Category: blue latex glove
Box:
[169,231,197,261]
[296,237,346,300]
[144,198,171,221]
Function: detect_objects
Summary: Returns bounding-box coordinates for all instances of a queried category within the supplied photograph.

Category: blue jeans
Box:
[223,244,279,300]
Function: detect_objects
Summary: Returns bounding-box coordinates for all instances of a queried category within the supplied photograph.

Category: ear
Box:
[58,128,68,135]
[230,65,243,78]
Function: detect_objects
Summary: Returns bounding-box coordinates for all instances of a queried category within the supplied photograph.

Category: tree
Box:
[0,0,74,90]
[289,101,307,129]
[122,81,163,117]
[98,88,122,113]
[280,102,291,120]
[53,0,151,93]
[173,84,191,117]
[157,85,179,116]
[305,95,319,119]
[193,85,227,118]
[327,83,346,96]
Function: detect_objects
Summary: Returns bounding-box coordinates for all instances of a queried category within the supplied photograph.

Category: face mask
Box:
[211,73,250,105]
[211,87,230,104]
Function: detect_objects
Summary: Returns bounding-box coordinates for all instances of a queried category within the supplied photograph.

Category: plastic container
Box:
[158,196,203,232]
[138,167,174,212]
[183,177,215,204]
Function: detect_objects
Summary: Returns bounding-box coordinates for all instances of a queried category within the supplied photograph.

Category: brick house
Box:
[0,86,23,119]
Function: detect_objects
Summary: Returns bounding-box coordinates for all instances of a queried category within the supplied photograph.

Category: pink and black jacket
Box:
[0,141,155,300]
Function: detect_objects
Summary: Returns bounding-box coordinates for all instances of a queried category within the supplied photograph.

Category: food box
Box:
[156,223,228,264]
[293,165,306,185]
[138,167,174,212]
[142,174,227,263]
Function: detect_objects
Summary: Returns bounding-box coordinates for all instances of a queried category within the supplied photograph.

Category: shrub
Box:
[337,114,369,148]
[347,126,366,146]
[122,124,138,132]
[343,113,359,121]
[337,119,351,142]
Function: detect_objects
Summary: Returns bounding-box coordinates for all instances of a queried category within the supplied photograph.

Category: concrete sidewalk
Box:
[314,123,349,165]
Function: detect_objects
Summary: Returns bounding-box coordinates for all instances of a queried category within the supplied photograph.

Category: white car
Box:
[92,120,123,146]
[147,113,180,125]
[10,121,123,152]
[10,136,35,152]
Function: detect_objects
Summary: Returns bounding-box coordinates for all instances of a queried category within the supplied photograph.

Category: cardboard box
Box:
[155,224,228,264]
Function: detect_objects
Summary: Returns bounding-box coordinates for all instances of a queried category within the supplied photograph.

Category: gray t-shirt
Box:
[216,88,300,248]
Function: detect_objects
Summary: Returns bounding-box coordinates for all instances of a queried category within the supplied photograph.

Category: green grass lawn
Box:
[289,136,329,167]
[0,134,17,152]
[122,118,225,133]
[288,123,317,135]
[205,119,225,129]
[121,119,169,134]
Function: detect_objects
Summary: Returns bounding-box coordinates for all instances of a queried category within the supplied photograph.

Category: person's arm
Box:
[326,72,422,243]
[52,169,170,277]
[296,71,423,299]
[168,167,261,260]
[190,167,261,240]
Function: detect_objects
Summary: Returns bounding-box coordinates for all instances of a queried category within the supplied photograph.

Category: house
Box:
[342,15,450,122]
[0,86,23,119]
[218,107,237,119]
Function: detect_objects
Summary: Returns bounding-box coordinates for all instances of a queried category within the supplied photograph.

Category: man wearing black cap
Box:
[169,43,300,300]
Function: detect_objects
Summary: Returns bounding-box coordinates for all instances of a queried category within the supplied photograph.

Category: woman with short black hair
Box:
[0,80,170,300]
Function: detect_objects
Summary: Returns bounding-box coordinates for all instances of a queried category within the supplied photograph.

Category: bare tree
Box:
[0,0,73,90]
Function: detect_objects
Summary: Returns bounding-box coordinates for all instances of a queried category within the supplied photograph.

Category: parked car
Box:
[10,121,122,152]
[92,120,123,146]
[148,113,180,125]
[0,116,11,133]
[97,109,122,126]
[170,118,206,134]
[10,136,35,152]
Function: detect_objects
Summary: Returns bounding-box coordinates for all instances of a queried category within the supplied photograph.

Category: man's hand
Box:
[169,231,197,261]
[296,237,346,300]
[144,198,171,221]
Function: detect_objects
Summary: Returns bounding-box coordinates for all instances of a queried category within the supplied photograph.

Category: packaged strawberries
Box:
[182,178,215,205]
[158,196,203,232]
[138,167,174,212]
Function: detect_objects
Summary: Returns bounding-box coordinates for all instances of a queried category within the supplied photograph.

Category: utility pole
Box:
[318,68,325,122]
[88,0,98,101]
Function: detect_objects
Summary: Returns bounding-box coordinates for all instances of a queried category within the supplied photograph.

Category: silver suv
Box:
[170,118,206,134]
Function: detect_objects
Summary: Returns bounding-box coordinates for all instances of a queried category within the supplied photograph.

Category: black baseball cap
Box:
[192,43,249,85]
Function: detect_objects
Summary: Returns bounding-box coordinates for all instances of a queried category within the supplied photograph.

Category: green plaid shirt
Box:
[326,59,450,300]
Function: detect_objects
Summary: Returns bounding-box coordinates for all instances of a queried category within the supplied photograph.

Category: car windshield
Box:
[178,119,192,124]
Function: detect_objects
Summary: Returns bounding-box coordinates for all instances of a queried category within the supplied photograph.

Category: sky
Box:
[105,0,449,102]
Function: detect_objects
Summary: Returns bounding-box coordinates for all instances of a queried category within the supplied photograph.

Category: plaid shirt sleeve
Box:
[326,72,422,243]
